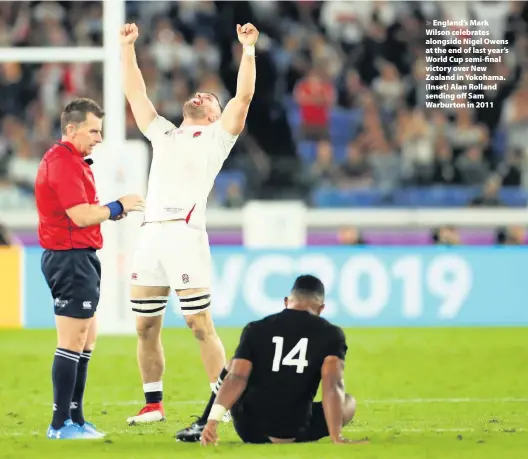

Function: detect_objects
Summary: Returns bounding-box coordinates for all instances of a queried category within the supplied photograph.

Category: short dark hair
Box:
[206,92,224,112]
[61,98,105,134]
[291,275,325,300]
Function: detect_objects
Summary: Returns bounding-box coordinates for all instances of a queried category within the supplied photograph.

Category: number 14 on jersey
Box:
[271,336,309,374]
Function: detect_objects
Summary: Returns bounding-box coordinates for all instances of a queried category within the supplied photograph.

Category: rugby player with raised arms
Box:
[120,21,258,424]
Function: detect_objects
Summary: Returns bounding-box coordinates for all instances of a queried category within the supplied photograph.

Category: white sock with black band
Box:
[199,367,229,423]
[144,381,163,404]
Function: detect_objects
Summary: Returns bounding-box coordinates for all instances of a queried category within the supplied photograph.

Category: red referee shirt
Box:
[35,141,103,250]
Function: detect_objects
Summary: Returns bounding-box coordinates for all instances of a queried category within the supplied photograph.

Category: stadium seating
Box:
[0,1,525,215]
[215,170,247,202]
[329,108,361,146]
[312,186,527,208]
[287,106,361,147]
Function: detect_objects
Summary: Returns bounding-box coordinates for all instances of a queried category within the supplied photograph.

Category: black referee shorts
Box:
[232,402,329,444]
[41,249,101,319]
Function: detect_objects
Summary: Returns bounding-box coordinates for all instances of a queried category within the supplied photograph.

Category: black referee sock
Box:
[71,350,92,426]
[198,367,229,424]
[51,348,80,430]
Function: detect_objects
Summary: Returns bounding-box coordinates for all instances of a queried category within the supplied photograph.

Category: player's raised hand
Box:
[200,421,219,446]
[236,23,259,46]
[120,23,139,45]
[118,194,145,213]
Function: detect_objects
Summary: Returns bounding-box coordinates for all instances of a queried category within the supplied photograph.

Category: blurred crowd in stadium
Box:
[1,1,528,212]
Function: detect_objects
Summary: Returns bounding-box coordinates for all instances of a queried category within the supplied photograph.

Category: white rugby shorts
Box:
[130,221,211,290]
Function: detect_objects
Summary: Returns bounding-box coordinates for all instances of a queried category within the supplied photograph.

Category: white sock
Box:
[210,368,227,395]
[143,381,163,393]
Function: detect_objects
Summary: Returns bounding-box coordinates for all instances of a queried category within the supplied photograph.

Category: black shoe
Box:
[175,418,206,443]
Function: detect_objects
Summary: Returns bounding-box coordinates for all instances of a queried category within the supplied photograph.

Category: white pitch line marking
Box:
[345,427,527,433]
[3,427,526,438]
[363,397,528,404]
[71,397,528,407]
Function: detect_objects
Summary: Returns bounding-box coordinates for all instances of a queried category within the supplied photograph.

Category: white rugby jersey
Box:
[143,115,238,228]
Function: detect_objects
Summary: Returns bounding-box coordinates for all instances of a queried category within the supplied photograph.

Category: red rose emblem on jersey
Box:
[193,131,202,138]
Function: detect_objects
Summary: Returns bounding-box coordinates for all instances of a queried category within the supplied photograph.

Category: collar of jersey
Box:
[178,125,207,129]
[56,141,81,157]
[56,141,93,165]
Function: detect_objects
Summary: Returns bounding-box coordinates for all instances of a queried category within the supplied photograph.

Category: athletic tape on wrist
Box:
[106,201,124,219]
[208,404,227,422]
[244,45,255,56]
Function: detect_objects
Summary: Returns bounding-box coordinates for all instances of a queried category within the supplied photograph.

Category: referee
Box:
[35,98,145,439]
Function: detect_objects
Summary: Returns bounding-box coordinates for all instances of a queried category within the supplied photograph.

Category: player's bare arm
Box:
[65,195,144,228]
[220,23,258,136]
[321,355,349,444]
[120,23,158,133]
[212,359,252,412]
[201,359,252,446]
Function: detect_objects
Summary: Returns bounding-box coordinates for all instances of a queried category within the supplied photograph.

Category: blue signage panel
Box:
[22,247,528,328]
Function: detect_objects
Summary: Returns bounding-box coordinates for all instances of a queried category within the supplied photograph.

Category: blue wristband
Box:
[106,201,124,219]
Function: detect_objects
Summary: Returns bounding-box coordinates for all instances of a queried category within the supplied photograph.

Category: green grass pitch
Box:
[0,328,527,458]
